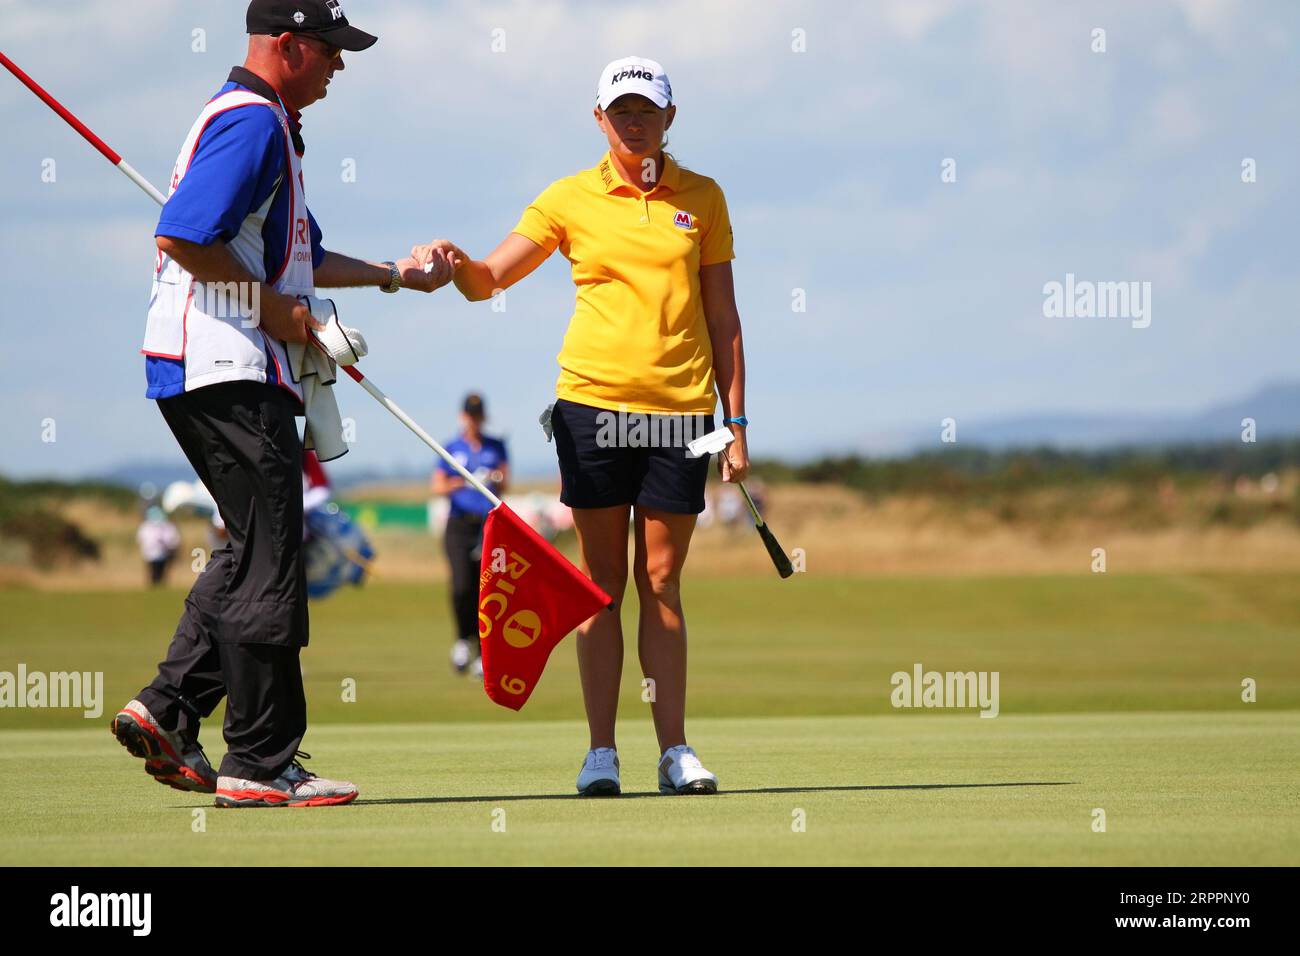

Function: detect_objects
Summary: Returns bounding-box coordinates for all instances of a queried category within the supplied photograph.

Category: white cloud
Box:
[1,0,1297,478]
[1132,218,1212,291]
[881,0,966,41]
[1148,87,1207,145]
[1176,0,1242,38]
[2,0,175,46]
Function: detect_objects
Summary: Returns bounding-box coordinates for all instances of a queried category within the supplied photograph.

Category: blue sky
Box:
[1,0,1296,479]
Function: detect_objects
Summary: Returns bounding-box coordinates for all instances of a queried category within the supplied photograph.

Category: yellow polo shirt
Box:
[512,151,734,415]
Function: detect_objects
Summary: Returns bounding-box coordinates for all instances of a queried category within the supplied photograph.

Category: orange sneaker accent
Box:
[215,787,356,808]
[216,788,292,805]
[146,760,213,793]
[287,791,358,807]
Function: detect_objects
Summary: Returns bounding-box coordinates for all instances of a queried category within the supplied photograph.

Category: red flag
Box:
[477,504,613,710]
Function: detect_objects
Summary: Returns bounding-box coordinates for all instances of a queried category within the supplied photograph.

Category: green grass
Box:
[0,574,1297,865]
[1,574,1297,730]
[1,713,1296,865]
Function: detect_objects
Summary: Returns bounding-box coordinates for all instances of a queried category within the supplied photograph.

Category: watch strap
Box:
[381,260,401,293]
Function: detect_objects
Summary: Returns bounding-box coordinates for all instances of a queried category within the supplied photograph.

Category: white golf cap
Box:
[596,56,672,110]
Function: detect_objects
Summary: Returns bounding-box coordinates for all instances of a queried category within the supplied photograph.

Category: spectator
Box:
[137,506,180,587]
[431,393,509,677]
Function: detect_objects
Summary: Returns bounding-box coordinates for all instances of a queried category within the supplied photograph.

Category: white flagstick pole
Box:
[341,366,502,507]
[115,157,167,206]
[1,52,503,510]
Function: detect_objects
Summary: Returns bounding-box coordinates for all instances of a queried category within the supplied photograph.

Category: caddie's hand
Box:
[411,239,467,273]
[397,254,451,292]
[258,291,322,345]
[719,428,750,483]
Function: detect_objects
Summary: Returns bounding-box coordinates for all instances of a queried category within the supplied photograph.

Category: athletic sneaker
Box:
[576,747,621,796]
[450,638,474,674]
[468,656,484,680]
[111,699,217,794]
[214,755,358,808]
[657,744,718,795]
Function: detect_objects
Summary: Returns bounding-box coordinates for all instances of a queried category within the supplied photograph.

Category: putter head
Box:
[686,425,735,459]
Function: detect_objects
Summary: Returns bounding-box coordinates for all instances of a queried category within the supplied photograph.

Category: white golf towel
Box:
[288,296,368,462]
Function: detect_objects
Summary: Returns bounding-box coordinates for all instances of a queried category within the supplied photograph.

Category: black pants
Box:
[136,381,308,781]
[444,512,485,645]
[146,557,170,587]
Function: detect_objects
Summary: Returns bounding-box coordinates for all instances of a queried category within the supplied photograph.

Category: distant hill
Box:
[899,382,1300,452]
[94,460,434,493]
[85,382,1300,487]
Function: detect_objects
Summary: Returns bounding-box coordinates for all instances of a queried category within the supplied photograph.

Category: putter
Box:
[687,426,794,579]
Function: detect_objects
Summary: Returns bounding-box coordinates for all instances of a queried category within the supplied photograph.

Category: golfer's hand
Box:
[259,292,322,344]
[397,254,451,293]
[411,239,467,273]
[719,430,750,483]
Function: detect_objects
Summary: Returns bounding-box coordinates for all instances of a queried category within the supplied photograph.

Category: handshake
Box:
[408,240,468,286]
[408,237,517,304]
[390,240,462,294]
[256,240,469,344]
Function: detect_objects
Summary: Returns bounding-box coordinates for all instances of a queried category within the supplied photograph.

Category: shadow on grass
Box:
[345,781,1077,806]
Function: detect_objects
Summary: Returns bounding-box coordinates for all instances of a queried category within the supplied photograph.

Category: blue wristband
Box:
[724,416,748,427]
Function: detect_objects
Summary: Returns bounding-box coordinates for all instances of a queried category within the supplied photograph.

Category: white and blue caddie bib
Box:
[142,89,313,404]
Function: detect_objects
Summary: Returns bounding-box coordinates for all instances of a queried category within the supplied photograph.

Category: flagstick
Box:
[0,52,167,205]
[340,366,502,508]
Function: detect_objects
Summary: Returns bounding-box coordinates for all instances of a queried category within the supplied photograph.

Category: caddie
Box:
[110,0,455,808]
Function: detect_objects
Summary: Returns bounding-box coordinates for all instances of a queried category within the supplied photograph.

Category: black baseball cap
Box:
[463,393,486,418]
[246,0,378,52]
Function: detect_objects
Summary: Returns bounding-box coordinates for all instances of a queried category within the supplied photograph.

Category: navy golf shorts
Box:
[551,398,715,515]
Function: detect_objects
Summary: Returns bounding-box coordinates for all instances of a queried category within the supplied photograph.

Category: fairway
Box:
[1,574,1297,866]
[2,573,1298,729]
[2,713,1296,866]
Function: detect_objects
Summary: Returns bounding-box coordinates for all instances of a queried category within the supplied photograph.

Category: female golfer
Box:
[414,56,748,796]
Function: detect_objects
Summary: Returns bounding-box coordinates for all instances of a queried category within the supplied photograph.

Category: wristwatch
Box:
[380,260,402,294]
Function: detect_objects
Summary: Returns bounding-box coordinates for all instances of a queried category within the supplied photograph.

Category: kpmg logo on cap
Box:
[327,0,345,20]
[612,67,656,84]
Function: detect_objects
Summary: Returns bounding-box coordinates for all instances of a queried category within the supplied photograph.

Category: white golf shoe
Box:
[576,747,621,796]
[657,744,718,795]
[450,638,474,674]
[215,755,358,808]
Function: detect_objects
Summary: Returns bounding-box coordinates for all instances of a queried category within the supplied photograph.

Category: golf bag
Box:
[304,506,375,599]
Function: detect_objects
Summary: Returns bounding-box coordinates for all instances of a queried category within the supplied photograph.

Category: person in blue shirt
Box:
[432,393,509,677]
[112,0,457,811]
